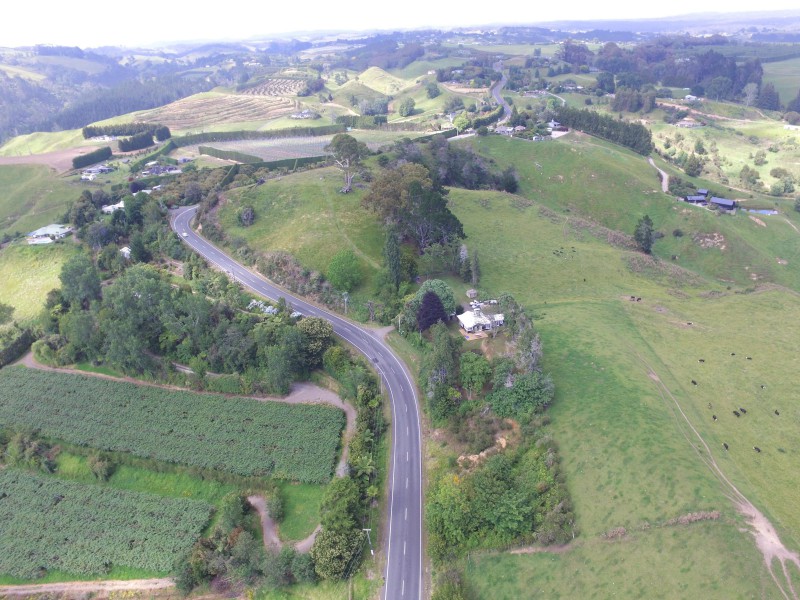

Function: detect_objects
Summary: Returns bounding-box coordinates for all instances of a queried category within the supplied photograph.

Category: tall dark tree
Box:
[757,83,781,111]
[417,290,447,332]
[383,230,402,291]
[634,215,655,254]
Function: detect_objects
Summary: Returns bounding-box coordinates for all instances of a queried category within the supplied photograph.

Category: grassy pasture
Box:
[211,130,800,596]
[31,55,108,75]
[0,164,78,237]
[464,135,800,291]
[0,129,86,156]
[447,186,800,597]
[219,167,384,287]
[0,63,45,81]
[440,138,800,598]
[0,243,76,323]
[387,57,466,79]
[356,66,416,96]
[762,56,800,106]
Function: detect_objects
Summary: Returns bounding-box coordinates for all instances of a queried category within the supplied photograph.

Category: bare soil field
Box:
[135,93,296,130]
[0,148,84,173]
[241,78,307,96]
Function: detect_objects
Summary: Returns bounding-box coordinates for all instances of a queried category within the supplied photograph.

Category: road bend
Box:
[171,206,423,600]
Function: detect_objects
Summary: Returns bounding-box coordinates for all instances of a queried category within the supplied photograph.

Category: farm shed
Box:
[710,197,736,210]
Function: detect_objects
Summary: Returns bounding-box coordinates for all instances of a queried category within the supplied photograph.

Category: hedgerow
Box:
[0,367,345,482]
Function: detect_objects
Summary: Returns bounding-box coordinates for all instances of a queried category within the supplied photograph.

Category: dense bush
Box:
[72,146,112,169]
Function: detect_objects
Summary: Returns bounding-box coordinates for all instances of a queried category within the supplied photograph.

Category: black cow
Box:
[723,443,729,451]
[754,447,761,453]
[739,408,747,414]
[761,385,766,389]
[746,356,752,360]
[733,411,741,417]
[775,410,780,416]
[712,415,717,421]
[691,380,698,385]
[698,358,705,363]
[731,353,736,356]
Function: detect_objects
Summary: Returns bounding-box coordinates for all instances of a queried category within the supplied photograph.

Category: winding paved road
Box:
[491,60,512,124]
[171,206,423,600]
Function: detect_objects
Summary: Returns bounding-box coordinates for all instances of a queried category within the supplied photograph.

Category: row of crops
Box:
[0,470,212,578]
[0,367,345,483]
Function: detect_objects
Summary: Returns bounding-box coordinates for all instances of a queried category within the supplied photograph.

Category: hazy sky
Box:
[3,0,800,48]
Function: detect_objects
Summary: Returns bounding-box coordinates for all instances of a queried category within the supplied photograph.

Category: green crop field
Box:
[0,469,212,579]
[0,164,78,237]
[0,367,346,482]
[0,244,77,323]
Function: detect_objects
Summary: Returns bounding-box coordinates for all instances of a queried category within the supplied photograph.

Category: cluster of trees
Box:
[118,131,155,152]
[175,492,315,592]
[362,162,465,250]
[554,106,653,155]
[52,75,215,131]
[71,146,112,169]
[391,135,519,192]
[82,123,170,140]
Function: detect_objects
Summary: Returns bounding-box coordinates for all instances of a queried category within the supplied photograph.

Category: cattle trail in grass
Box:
[633,351,800,600]
[0,367,345,483]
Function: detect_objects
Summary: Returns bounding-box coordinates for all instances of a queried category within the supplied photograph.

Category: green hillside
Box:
[0,164,77,238]
[0,243,77,323]
[211,130,800,599]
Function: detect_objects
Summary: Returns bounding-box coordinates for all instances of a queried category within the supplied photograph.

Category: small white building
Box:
[101,200,125,214]
[457,309,504,334]
[26,224,72,244]
[119,246,131,259]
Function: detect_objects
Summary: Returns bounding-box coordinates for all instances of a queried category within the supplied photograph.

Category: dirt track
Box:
[0,578,174,597]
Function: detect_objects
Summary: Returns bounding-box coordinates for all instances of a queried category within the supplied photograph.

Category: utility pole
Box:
[363,528,374,556]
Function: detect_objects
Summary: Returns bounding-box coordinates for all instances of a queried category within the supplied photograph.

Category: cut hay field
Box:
[0,63,45,81]
[0,244,77,323]
[134,91,297,132]
[241,78,307,96]
[0,164,78,237]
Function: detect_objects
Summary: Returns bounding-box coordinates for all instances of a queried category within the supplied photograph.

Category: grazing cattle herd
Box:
[691,353,781,457]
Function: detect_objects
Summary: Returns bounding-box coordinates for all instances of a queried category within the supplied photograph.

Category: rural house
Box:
[457,308,505,334]
[26,224,72,244]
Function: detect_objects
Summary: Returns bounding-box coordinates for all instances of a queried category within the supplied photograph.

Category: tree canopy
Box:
[324,133,368,192]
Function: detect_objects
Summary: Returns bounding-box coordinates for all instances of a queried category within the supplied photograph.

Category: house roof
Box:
[27,224,71,238]
[710,197,735,207]
[697,188,709,195]
[686,195,706,202]
[457,310,504,330]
